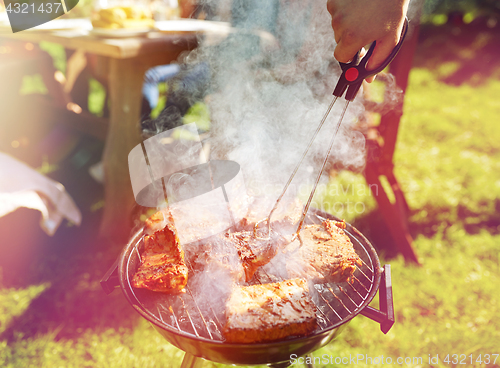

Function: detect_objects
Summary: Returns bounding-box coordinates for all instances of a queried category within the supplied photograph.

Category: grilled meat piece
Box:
[224,278,317,343]
[286,220,361,283]
[240,196,303,234]
[143,209,168,235]
[210,196,301,281]
[143,206,224,245]
[226,230,287,282]
[189,233,246,283]
[132,215,188,293]
[189,229,287,283]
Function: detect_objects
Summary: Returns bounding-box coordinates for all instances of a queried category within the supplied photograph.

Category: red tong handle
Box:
[333,17,409,101]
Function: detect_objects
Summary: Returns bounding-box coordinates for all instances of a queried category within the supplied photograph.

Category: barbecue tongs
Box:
[254,18,409,242]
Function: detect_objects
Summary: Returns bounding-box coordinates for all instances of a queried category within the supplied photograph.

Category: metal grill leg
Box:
[180,353,204,368]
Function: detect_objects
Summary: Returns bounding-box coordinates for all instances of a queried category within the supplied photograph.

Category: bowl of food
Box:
[91,5,154,37]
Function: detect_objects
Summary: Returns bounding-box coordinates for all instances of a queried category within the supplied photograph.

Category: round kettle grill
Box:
[101,210,394,368]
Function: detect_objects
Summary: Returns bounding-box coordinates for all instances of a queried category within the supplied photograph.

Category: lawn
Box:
[1,23,499,367]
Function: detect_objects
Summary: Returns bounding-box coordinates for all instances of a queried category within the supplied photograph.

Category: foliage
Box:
[19,74,47,95]
[39,42,66,74]
[88,79,106,117]
[150,82,168,119]
[423,0,500,18]
[396,69,500,233]
[0,284,49,335]
[183,101,211,132]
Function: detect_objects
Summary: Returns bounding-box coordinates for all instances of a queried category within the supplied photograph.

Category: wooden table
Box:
[0,21,227,242]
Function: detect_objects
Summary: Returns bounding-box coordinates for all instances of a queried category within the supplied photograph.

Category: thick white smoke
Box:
[158,1,369,313]
[133,1,416,327]
[182,0,367,198]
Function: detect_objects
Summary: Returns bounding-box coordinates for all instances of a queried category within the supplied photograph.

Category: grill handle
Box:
[100,258,120,295]
[359,264,395,334]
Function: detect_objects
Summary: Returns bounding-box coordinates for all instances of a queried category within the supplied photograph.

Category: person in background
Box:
[140,0,216,124]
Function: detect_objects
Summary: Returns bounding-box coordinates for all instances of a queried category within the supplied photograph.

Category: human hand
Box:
[326,0,409,82]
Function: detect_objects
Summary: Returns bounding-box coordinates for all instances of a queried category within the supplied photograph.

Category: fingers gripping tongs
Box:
[254,18,409,242]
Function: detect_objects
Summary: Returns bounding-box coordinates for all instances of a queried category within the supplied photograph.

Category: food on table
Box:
[286,219,361,283]
[223,278,317,343]
[92,6,154,29]
[132,211,188,293]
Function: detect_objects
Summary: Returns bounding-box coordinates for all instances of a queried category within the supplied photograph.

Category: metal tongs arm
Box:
[254,18,409,242]
[253,96,338,239]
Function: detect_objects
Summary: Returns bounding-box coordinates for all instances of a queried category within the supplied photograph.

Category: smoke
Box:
[408,0,425,17]
[136,0,374,309]
[181,0,367,199]
[407,0,426,38]
[146,2,365,315]
[128,2,427,339]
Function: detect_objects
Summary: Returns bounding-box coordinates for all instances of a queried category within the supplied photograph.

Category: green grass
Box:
[309,230,500,368]
[396,70,500,232]
[1,46,500,367]
[88,78,106,117]
[308,68,500,367]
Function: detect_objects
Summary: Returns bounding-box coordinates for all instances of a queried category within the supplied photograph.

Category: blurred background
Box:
[0,0,499,366]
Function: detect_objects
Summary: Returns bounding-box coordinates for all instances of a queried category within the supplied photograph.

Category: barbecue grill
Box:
[101,210,394,368]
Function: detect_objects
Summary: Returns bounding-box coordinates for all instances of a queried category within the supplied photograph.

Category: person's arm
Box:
[327,0,409,81]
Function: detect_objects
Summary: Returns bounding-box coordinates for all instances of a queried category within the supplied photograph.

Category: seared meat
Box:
[226,230,287,282]
[207,196,302,281]
[135,201,356,295]
[143,205,228,245]
[240,196,303,234]
[223,278,317,343]
[143,209,168,235]
[189,229,287,283]
[132,214,188,293]
[286,220,361,283]
[189,233,246,283]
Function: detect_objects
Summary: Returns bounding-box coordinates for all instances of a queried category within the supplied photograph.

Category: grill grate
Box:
[125,212,377,342]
